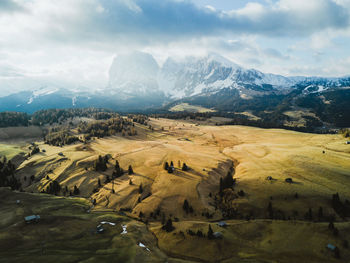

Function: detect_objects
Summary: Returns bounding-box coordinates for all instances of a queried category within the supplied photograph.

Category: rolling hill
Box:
[2,117,349,262]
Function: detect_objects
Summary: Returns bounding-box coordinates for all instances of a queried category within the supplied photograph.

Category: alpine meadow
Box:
[1,1,350,262]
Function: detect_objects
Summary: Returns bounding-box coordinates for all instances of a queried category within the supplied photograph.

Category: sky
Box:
[0,0,350,93]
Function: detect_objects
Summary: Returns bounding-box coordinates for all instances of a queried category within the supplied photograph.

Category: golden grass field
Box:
[169,103,216,113]
[0,143,24,160]
[1,118,350,262]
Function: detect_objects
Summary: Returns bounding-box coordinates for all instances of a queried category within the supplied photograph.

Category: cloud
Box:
[0,0,24,14]
[263,48,290,60]
[2,0,349,52]
[98,0,350,38]
[8,0,349,46]
[0,0,350,95]
[228,0,350,36]
[0,63,24,77]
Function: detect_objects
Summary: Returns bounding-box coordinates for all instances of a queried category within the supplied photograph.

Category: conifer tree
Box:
[318,207,323,220]
[128,165,133,175]
[73,185,80,195]
[115,160,120,170]
[207,224,214,239]
[139,184,143,194]
[163,218,174,232]
[167,166,173,174]
[328,221,335,230]
[219,177,223,194]
[182,163,188,171]
[268,202,273,219]
[183,199,190,213]
[164,162,169,170]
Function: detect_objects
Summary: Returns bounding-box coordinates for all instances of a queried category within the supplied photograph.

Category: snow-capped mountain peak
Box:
[104,51,350,101]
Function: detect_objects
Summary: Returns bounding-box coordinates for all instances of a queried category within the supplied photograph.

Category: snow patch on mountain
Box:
[106,51,350,101]
[157,53,298,98]
[255,72,296,87]
[27,87,59,104]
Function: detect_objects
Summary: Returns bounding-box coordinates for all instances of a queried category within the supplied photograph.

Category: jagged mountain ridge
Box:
[107,51,350,100]
[0,51,349,129]
[107,52,300,99]
[158,53,297,99]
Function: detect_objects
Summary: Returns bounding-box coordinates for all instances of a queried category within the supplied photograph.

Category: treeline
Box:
[45,129,80,146]
[161,84,350,129]
[42,177,80,196]
[332,193,350,218]
[152,110,327,133]
[296,88,350,128]
[219,167,236,195]
[150,83,346,133]
[44,114,145,146]
[222,114,325,133]
[339,128,350,138]
[151,111,214,121]
[0,112,30,127]
[78,117,135,139]
[0,108,120,128]
[0,156,20,190]
[1,103,342,133]
[128,114,149,125]
[32,108,119,126]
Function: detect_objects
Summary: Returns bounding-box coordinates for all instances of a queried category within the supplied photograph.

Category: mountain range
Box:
[0,51,349,128]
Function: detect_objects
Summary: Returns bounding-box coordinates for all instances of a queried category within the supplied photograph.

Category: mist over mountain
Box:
[108,51,161,98]
[106,51,350,101]
[0,51,349,128]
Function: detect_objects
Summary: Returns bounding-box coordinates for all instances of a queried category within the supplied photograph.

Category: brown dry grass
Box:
[11,118,350,262]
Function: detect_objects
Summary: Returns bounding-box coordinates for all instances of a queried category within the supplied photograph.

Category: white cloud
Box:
[310,33,334,50]
[235,2,265,19]
[0,0,24,13]
[0,0,350,94]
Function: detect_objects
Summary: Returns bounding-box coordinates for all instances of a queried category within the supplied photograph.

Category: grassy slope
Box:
[5,118,350,262]
[151,220,350,263]
[0,188,169,263]
[169,103,216,113]
[0,143,24,160]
